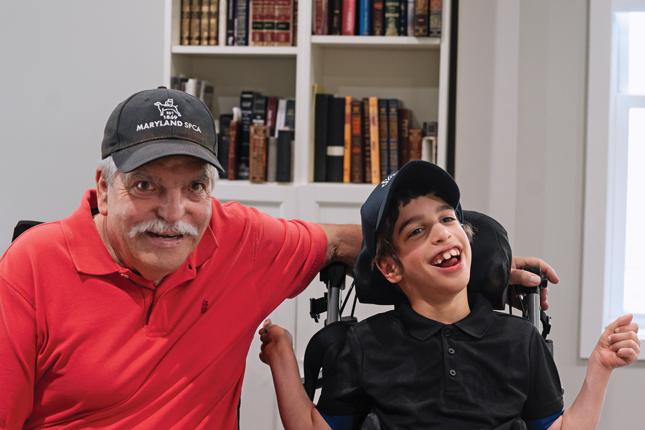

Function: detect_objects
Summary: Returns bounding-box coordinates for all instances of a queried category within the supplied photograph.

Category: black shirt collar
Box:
[397,294,495,341]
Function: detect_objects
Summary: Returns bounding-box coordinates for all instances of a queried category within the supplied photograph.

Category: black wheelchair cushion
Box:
[353,210,512,310]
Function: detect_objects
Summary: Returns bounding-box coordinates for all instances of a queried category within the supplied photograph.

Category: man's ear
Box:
[95,168,109,216]
[375,256,402,284]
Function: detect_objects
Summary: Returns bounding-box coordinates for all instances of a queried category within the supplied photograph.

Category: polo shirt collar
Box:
[62,189,218,277]
[398,294,495,341]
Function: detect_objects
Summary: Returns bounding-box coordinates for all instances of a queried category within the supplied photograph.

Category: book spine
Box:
[398,108,410,166]
[358,0,372,35]
[227,115,240,179]
[265,96,278,137]
[274,0,293,46]
[327,97,346,182]
[341,0,356,35]
[249,124,268,183]
[276,129,294,182]
[236,0,249,45]
[398,0,407,35]
[429,0,442,37]
[368,97,380,184]
[387,99,399,172]
[219,0,228,44]
[342,96,352,183]
[421,135,437,163]
[226,0,237,44]
[329,0,342,35]
[267,136,278,181]
[406,0,414,36]
[350,99,364,183]
[191,0,202,44]
[264,0,276,45]
[414,0,428,36]
[208,0,219,45]
[249,0,265,46]
[201,0,211,45]
[181,0,192,45]
[314,94,331,182]
[377,98,389,179]
[372,0,384,35]
[313,0,329,35]
[274,98,287,138]
[217,114,233,175]
[361,98,371,183]
[384,0,399,36]
[407,128,422,161]
[284,99,296,130]
[238,91,256,179]
[292,0,298,46]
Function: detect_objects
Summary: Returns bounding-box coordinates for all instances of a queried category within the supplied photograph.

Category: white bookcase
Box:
[163,1,453,427]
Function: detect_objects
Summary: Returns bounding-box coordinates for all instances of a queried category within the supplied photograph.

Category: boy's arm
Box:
[259,321,332,430]
[547,314,640,430]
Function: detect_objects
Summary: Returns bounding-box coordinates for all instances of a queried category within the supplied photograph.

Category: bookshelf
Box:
[163,1,454,428]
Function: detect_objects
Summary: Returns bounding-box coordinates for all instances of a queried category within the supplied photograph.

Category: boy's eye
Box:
[441,215,456,223]
[408,227,424,238]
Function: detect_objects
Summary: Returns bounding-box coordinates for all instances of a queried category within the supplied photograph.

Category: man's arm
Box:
[547,314,640,430]
[319,224,362,267]
[0,277,36,428]
[259,321,332,430]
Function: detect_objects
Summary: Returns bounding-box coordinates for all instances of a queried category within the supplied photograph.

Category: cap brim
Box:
[375,161,461,233]
[111,139,225,174]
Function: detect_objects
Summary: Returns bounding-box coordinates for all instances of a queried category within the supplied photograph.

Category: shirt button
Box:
[449,369,457,377]
[448,347,456,355]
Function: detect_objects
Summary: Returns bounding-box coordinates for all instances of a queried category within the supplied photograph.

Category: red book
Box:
[342,0,356,35]
[274,0,293,46]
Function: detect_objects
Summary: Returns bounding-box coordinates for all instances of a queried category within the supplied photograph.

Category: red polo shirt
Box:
[0,190,327,429]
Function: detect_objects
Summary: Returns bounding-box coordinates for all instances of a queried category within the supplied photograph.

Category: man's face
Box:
[96,155,213,282]
[380,194,471,299]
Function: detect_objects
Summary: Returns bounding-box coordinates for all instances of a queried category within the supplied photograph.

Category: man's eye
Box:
[191,182,207,192]
[134,181,154,192]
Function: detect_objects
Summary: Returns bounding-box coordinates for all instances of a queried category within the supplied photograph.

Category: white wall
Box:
[457,1,645,428]
[0,1,165,252]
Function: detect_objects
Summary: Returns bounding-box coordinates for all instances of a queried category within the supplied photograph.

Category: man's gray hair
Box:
[98,156,219,191]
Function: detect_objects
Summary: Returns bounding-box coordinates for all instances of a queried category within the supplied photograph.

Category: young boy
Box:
[259,161,640,430]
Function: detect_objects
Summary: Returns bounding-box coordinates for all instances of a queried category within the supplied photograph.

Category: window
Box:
[581,0,645,359]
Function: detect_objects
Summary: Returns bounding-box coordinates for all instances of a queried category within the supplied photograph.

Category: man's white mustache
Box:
[128,218,199,238]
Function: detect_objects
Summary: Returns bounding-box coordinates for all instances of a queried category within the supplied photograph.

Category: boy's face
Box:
[378,194,471,298]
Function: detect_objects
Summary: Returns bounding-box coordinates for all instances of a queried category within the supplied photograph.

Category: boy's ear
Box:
[376,256,403,284]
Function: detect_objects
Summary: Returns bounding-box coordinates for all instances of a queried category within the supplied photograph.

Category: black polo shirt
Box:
[317,295,563,429]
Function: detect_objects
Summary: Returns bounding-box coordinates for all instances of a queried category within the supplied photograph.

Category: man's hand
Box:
[259,320,295,366]
[591,314,640,371]
[510,256,560,310]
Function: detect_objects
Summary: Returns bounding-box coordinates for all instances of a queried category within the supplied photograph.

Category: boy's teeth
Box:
[443,251,452,260]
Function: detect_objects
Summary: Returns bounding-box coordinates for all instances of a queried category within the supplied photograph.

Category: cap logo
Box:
[380,172,397,187]
[154,98,182,120]
[135,98,202,134]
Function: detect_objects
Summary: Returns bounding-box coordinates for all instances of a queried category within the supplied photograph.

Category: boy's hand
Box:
[510,256,560,310]
[259,319,294,366]
[591,314,640,371]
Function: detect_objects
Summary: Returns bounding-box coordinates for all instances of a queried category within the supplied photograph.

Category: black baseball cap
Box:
[354,160,463,304]
[101,87,224,174]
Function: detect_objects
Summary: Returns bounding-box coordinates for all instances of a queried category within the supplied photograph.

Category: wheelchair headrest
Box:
[354,210,512,310]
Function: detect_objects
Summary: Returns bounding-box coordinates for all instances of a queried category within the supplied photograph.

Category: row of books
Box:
[312,0,441,36]
[217,92,296,181]
[180,0,298,47]
[314,93,437,183]
[171,76,215,113]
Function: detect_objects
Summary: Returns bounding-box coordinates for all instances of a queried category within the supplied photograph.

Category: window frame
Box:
[580,0,645,359]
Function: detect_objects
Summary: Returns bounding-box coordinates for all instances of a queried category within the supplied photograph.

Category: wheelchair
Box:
[305,210,553,430]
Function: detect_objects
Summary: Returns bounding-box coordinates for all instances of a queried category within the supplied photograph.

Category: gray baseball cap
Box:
[101,86,224,174]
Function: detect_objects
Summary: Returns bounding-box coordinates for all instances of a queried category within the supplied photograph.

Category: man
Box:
[0,88,557,429]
